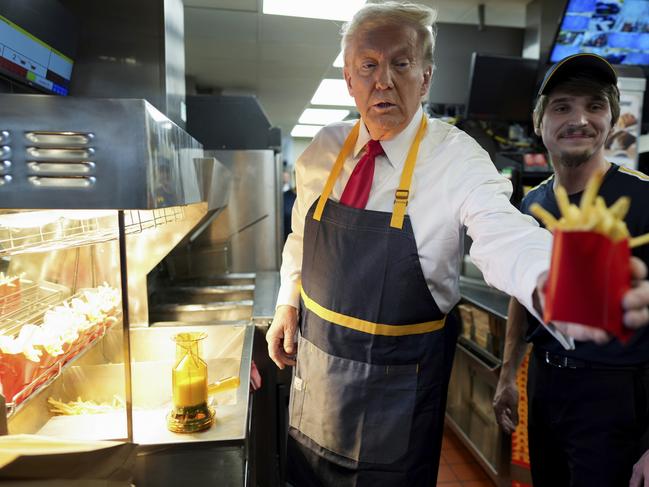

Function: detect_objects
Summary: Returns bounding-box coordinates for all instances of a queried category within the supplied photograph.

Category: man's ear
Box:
[343,67,353,97]
[533,112,541,136]
[420,65,433,96]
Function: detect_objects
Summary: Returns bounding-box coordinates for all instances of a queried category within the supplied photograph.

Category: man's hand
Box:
[535,257,649,343]
[493,375,519,434]
[630,449,649,487]
[267,305,298,369]
[623,257,649,329]
[495,297,528,435]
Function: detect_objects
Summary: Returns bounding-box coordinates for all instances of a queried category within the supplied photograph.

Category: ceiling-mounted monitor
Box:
[0,2,76,96]
[550,0,649,66]
[465,53,539,122]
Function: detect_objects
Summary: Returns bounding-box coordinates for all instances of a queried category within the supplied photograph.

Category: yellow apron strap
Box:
[390,115,428,229]
[313,122,361,221]
[314,113,427,227]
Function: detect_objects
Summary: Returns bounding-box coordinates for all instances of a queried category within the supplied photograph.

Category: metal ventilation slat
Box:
[27,162,96,175]
[25,132,94,146]
[26,147,95,162]
[28,176,96,188]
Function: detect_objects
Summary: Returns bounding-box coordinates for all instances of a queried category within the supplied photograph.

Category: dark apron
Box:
[287,116,458,487]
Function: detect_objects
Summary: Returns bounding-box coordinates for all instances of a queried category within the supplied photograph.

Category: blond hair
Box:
[341,2,437,67]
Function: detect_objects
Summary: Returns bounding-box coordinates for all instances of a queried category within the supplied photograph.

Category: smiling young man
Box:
[493,54,649,486]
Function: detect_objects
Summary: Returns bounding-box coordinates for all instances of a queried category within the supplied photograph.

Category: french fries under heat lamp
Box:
[530,170,649,341]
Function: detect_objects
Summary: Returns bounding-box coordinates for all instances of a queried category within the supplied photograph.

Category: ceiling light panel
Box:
[291,125,324,138]
[311,79,355,106]
[299,108,350,125]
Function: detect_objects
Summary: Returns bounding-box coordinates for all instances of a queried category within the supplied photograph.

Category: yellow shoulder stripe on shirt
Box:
[300,287,445,336]
[528,174,554,193]
[618,166,649,182]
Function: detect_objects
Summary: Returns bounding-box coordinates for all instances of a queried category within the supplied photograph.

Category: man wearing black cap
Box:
[494,53,649,486]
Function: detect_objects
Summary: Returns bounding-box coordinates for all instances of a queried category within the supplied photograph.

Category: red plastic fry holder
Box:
[543,230,632,342]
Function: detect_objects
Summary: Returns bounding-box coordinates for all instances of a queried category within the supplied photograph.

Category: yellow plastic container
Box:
[167,332,214,433]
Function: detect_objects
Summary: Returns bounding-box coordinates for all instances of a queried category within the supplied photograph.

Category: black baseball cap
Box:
[538,53,617,97]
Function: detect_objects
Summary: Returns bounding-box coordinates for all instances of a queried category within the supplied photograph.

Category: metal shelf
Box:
[0,279,70,334]
[0,207,186,256]
[458,336,502,373]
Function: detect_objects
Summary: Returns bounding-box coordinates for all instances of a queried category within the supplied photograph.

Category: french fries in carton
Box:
[530,171,649,342]
[0,284,121,405]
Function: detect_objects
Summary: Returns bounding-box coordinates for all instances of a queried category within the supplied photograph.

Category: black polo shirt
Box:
[522,163,649,365]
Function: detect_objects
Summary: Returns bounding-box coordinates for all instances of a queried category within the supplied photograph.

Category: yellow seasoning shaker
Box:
[167,332,214,433]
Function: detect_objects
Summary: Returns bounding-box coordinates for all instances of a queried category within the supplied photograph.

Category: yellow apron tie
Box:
[313,114,428,230]
[301,287,445,336]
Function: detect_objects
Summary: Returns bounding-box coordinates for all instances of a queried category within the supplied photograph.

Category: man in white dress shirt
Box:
[266,3,649,486]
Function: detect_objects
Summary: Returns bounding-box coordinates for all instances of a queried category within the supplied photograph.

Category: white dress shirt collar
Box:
[354,105,425,168]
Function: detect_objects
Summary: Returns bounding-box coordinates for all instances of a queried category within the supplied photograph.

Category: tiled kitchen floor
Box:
[438,426,497,487]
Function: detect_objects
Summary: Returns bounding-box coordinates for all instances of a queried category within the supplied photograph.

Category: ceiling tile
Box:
[184,8,258,41]
[428,0,529,27]
[185,39,258,61]
[259,44,338,67]
[260,14,343,44]
[184,0,258,11]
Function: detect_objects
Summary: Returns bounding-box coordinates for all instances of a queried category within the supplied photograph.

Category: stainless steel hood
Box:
[0,94,203,209]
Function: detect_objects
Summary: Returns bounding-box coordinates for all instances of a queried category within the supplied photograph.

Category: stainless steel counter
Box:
[459,276,510,320]
[131,323,256,487]
[28,323,255,446]
[132,323,255,446]
[136,279,258,486]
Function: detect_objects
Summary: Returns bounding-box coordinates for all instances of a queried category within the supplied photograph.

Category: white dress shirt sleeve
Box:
[276,165,306,309]
[459,155,550,309]
[454,139,574,349]
[276,133,328,309]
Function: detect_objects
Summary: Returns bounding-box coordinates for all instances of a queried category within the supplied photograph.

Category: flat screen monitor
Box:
[465,53,539,122]
[0,4,75,95]
[550,0,649,66]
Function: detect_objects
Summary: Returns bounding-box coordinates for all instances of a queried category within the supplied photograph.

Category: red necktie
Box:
[340,139,384,209]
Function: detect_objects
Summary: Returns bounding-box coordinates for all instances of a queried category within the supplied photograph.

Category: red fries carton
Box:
[543,230,632,342]
[0,352,39,404]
